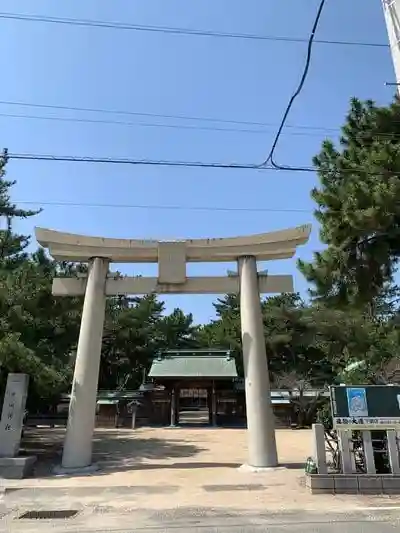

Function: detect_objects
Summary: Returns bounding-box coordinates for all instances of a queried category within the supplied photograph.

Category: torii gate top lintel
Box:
[35,224,311,263]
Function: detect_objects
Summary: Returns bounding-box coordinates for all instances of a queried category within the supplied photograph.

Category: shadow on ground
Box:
[19,428,220,478]
[19,428,306,479]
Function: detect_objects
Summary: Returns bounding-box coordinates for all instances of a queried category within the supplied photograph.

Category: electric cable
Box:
[2,0,393,175]
[7,153,265,170]
[261,0,327,170]
[0,99,340,133]
[15,199,311,214]
[0,111,335,138]
[0,12,388,48]
[3,2,393,171]
[8,151,400,179]
[2,109,400,141]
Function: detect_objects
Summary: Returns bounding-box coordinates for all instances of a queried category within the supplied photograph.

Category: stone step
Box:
[178,409,210,424]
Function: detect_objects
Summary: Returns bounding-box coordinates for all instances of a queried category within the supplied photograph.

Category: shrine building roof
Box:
[148,350,238,379]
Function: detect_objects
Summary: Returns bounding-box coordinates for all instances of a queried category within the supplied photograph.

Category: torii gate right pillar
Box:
[238,256,278,468]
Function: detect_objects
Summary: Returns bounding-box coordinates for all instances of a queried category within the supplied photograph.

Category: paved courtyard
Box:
[2,426,400,514]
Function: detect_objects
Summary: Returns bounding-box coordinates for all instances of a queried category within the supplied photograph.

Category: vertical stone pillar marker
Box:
[60,257,109,471]
[238,256,278,469]
[0,373,36,479]
[0,373,29,458]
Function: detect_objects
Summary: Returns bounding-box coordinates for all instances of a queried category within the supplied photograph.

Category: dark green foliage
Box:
[299,97,400,307]
[297,96,400,388]
[99,295,198,390]
[0,149,40,269]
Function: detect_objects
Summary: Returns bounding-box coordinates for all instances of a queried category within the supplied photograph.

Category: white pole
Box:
[382,0,400,93]
[238,256,278,468]
[61,257,109,470]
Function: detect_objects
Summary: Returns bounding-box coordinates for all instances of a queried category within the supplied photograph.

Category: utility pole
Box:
[382,0,400,93]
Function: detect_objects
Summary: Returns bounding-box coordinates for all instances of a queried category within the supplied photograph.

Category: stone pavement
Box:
[2,427,400,525]
[4,507,400,533]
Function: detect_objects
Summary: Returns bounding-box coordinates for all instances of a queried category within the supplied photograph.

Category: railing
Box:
[313,423,399,475]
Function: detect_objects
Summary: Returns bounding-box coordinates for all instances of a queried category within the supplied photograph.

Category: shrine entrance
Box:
[180,388,208,410]
[35,224,310,471]
[179,388,209,425]
[148,350,237,427]
[179,392,209,426]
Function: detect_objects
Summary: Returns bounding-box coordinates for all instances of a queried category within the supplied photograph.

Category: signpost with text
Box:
[330,385,400,430]
[329,384,400,475]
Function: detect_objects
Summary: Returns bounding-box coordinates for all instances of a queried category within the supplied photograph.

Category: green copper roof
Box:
[148,352,238,379]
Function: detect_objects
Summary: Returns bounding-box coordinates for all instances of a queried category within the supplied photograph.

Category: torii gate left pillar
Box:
[60,257,109,471]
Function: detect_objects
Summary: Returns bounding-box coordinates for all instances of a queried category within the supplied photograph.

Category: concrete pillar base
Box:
[0,456,37,479]
[238,463,284,473]
[53,463,99,476]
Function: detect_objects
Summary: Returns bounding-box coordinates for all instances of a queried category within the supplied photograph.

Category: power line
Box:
[0,12,388,48]
[0,99,339,133]
[15,199,311,213]
[1,4,392,174]
[3,107,400,142]
[0,111,339,138]
[9,152,400,178]
[8,152,269,170]
[2,149,396,176]
[263,0,327,168]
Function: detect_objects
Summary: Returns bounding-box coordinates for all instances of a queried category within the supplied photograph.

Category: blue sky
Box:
[0,0,395,323]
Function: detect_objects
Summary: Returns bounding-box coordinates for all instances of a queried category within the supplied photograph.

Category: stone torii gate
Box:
[35,224,311,473]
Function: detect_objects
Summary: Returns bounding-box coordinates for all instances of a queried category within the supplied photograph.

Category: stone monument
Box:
[0,373,36,479]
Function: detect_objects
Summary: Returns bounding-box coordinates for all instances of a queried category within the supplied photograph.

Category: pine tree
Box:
[0,151,74,406]
[298,97,400,307]
[0,149,40,268]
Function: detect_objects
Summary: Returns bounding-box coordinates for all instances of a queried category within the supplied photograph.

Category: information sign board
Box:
[330,385,400,430]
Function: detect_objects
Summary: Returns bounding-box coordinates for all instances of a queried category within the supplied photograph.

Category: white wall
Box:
[382,0,400,90]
